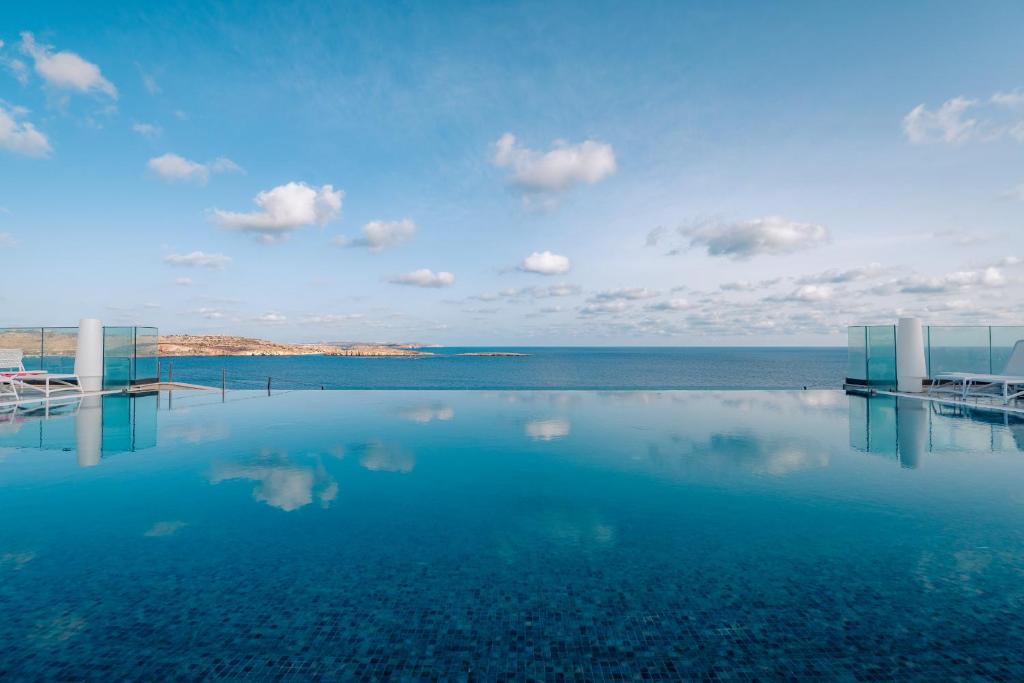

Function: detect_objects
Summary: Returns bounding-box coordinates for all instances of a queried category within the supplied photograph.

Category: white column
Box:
[896,317,927,393]
[74,318,104,393]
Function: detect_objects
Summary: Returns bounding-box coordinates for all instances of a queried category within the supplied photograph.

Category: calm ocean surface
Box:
[162,346,846,390]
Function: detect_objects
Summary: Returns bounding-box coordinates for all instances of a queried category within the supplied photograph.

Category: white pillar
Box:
[896,317,926,393]
[74,318,104,393]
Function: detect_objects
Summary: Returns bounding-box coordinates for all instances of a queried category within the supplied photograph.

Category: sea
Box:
[160,346,846,390]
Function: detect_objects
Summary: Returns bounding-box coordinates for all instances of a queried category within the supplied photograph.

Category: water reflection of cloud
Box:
[496,504,616,563]
[144,520,187,537]
[525,418,571,441]
[646,431,829,476]
[359,442,415,473]
[1,551,36,570]
[211,449,339,512]
[398,404,454,423]
[161,420,231,445]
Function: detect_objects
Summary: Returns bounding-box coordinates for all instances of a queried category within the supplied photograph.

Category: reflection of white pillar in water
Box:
[75,318,104,393]
[896,398,927,469]
[897,317,927,393]
[76,395,102,467]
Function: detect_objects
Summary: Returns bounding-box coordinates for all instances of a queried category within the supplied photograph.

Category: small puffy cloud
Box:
[795,263,884,285]
[147,153,243,184]
[132,122,161,138]
[213,182,342,242]
[192,307,224,319]
[580,300,628,315]
[682,216,829,260]
[992,90,1024,108]
[903,96,977,144]
[492,133,616,199]
[174,276,192,286]
[360,442,416,473]
[645,225,668,247]
[519,250,571,275]
[256,312,287,324]
[873,266,1006,295]
[720,280,756,291]
[647,298,690,311]
[389,268,455,288]
[19,32,117,98]
[335,218,416,251]
[783,285,833,302]
[300,313,363,324]
[0,40,29,84]
[0,105,51,157]
[589,287,658,302]
[163,251,232,268]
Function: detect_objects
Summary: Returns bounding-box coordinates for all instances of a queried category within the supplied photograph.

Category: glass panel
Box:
[103,327,134,389]
[0,327,43,371]
[926,326,990,375]
[134,327,159,384]
[990,326,1024,374]
[847,326,867,380]
[867,394,898,457]
[41,327,78,374]
[866,325,897,385]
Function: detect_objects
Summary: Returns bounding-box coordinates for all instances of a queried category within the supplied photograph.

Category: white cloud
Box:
[519,250,571,275]
[0,105,51,157]
[300,313,363,324]
[991,90,1024,108]
[389,269,455,288]
[682,216,829,260]
[147,153,243,184]
[213,181,342,242]
[256,312,287,323]
[783,285,833,302]
[492,132,616,197]
[0,39,29,84]
[132,122,161,138]
[873,266,1006,295]
[163,251,232,268]
[19,32,117,99]
[647,298,690,311]
[212,464,315,512]
[903,96,977,144]
[192,307,224,319]
[720,280,756,291]
[473,284,582,302]
[360,442,416,473]
[335,218,416,251]
[795,263,884,285]
[589,287,659,301]
[0,232,16,247]
[580,300,628,315]
[174,276,192,286]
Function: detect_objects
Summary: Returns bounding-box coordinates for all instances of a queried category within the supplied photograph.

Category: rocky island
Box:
[159,335,431,357]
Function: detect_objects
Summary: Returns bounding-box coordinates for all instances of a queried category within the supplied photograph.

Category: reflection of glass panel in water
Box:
[866,326,896,385]
[990,327,1024,374]
[928,404,994,452]
[134,327,159,383]
[926,326,990,375]
[848,394,868,451]
[42,327,78,374]
[867,395,898,457]
[101,393,158,454]
[103,327,134,388]
[102,395,133,454]
[847,327,867,380]
[0,327,43,371]
[133,393,158,450]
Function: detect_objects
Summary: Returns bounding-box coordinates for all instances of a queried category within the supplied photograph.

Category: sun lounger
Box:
[0,348,83,400]
[931,340,1024,404]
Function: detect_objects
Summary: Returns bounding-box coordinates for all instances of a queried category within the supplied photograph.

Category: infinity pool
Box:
[2,390,1024,680]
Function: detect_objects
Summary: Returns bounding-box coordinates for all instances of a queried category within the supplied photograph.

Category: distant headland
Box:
[158,335,430,357]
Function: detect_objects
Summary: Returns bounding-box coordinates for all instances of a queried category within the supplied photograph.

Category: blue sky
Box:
[2,1,1024,345]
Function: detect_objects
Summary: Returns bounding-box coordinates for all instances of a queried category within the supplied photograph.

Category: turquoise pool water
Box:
[2,390,1024,679]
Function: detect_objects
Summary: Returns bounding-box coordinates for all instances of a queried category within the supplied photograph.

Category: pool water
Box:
[2,390,1024,680]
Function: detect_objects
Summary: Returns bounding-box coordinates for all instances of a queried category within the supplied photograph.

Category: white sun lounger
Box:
[0,348,83,400]
[931,340,1024,404]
